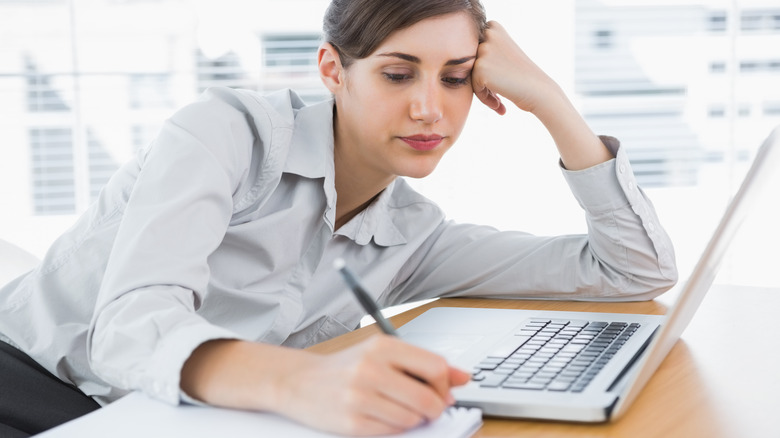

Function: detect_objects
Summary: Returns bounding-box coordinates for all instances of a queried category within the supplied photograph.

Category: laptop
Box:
[397,125,780,422]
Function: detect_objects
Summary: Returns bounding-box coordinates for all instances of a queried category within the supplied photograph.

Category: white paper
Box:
[38,392,482,438]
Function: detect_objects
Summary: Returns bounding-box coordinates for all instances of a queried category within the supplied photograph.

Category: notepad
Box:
[38,392,483,438]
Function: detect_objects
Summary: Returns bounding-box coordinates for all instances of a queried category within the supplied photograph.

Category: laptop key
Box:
[502,381,547,390]
[471,371,486,381]
[527,319,551,325]
[547,381,573,391]
[475,358,503,370]
[487,335,532,358]
[479,372,510,388]
[561,344,586,353]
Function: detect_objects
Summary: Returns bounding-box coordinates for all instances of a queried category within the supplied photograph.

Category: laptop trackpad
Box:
[402,332,485,363]
[399,307,533,364]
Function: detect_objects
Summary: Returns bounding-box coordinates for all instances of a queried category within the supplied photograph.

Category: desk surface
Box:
[308,284,780,438]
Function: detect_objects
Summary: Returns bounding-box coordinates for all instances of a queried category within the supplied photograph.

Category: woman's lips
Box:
[399,135,444,151]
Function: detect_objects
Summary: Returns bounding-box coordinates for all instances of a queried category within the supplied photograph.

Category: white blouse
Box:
[0,87,677,407]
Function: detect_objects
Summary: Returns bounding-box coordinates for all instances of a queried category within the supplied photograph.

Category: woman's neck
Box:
[333,147,394,230]
[332,113,395,230]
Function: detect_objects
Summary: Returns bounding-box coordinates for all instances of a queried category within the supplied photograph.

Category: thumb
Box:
[449,366,471,387]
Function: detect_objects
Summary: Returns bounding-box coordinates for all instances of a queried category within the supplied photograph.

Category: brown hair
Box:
[323,0,487,68]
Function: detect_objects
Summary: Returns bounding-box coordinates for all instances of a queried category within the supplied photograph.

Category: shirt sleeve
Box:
[86,90,257,405]
[387,137,678,303]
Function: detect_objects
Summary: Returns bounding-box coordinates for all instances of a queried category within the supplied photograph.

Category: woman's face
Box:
[331,12,479,181]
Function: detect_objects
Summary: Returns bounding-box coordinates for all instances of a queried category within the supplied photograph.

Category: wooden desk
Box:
[308,284,780,438]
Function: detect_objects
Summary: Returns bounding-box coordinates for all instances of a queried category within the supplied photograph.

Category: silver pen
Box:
[333,258,398,336]
[333,258,457,416]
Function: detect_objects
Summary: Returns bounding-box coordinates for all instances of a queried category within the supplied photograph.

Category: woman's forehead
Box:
[369,12,480,62]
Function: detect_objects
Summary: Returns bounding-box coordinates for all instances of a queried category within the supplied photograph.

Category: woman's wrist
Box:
[525,79,567,121]
[180,339,293,414]
[529,88,612,170]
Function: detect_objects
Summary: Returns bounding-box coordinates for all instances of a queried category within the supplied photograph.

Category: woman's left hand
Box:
[470,20,613,170]
[471,20,560,116]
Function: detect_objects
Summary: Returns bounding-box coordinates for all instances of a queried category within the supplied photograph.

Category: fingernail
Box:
[446,393,456,406]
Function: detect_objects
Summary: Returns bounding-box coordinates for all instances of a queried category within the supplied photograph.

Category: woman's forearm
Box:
[180,339,293,411]
[473,21,613,171]
[179,335,469,436]
[529,84,613,171]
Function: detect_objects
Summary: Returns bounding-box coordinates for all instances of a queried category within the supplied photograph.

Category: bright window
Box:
[1,0,778,288]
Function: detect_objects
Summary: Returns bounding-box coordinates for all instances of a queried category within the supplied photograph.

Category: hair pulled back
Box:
[323,0,487,68]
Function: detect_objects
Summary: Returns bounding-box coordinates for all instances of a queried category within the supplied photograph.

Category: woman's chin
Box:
[399,164,439,179]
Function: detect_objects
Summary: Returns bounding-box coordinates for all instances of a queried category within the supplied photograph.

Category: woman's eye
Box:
[442,76,470,87]
[383,73,412,83]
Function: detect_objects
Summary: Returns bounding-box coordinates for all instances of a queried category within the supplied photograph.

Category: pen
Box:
[333,258,398,336]
[333,258,456,416]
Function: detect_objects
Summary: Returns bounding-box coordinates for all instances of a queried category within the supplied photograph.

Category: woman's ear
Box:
[318,43,344,93]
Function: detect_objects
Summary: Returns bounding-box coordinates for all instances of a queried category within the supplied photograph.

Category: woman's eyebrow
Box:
[445,56,476,66]
[377,52,476,66]
[377,52,420,63]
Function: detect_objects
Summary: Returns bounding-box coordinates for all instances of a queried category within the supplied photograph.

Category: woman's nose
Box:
[409,80,443,124]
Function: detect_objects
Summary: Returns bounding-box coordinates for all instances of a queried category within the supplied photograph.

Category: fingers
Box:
[353,383,430,431]
[349,335,463,421]
[473,19,555,114]
[375,336,455,403]
[374,364,450,421]
[450,366,472,386]
[486,19,505,32]
[475,87,507,115]
[277,335,466,436]
[375,362,472,419]
[472,21,510,115]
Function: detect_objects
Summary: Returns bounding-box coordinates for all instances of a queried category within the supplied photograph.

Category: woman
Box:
[0,0,677,436]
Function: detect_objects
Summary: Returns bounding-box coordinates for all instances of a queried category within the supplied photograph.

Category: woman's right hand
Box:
[276,335,470,435]
[181,336,470,436]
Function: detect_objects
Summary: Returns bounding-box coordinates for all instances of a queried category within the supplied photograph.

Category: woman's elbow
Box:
[621,265,679,302]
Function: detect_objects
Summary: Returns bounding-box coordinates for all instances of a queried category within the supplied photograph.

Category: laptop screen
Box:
[611,125,780,418]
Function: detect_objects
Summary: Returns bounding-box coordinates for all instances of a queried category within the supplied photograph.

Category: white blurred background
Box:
[1,0,778,288]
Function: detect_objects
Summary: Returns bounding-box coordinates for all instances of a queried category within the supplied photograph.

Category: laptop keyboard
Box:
[471,319,640,392]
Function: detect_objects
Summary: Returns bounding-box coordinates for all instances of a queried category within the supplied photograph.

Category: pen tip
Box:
[333,258,345,270]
